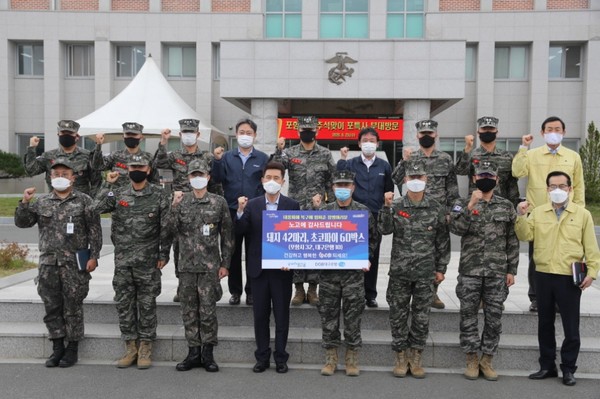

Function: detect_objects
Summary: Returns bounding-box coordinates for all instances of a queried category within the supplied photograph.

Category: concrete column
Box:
[251,99,278,154]
[369,0,387,40]
[534,0,547,11]
[528,40,549,146]
[427,0,439,12]
[0,39,13,151]
[250,0,261,13]
[583,40,600,130]
[43,39,62,151]
[0,0,9,10]
[302,0,319,40]
[402,100,431,149]
[94,39,111,108]
[199,0,210,12]
[481,0,492,12]
[98,0,110,11]
[196,41,212,124]
[149,0,160,12]
[476,41,495,119]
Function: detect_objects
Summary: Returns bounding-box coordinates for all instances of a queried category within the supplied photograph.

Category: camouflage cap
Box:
[297,116,318,130]
[404,160,426,176]
[477,116,499,129]
[122,122,144,134]
[51,157,74,170]
[57,120,80,133]
[187,159,210,175]
[127,154,150,167]
[332,170,355,184]
[474,160,498,177]
[179,119,200,132]
[415,119,438,133]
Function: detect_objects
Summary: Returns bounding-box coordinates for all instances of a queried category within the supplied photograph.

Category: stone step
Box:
[1,322,599,374]
[1,300,599,337]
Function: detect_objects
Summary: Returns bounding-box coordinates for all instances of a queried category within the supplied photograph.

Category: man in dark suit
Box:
[236,161,300,373]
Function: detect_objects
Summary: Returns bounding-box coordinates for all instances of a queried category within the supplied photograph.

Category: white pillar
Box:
[583,40,600,130]
[529,40,550,146]
[43,39,62,150]
[403,100,431,149]
[251,99,278,154]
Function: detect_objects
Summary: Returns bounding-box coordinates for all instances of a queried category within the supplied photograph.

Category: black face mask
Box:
[475,178,496,193]
[299,129,316,143]
[418,135,435,148]
[124,137,141,149]
[479,132,497,144]
[129,170,148,183]
[59,134,77,148]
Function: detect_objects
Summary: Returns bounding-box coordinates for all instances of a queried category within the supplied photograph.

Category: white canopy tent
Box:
[76,55,224,145]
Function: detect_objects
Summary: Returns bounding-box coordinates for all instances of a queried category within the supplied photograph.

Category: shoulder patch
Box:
[452,204,463,213]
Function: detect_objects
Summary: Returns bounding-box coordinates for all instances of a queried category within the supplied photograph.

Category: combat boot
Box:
[307,283,319,305]
[479,353,498,381]
[202,344,219,372]
[137,341,152,369]
[321,348,338,376]
[345,348,360,377]
[431,294,445,309]
[45,338,65,368]
[408,348,426,378]
[176,346,203,371]
[392,350,408,377]
[59,341,78,368]
[464,352,480,380]
[117,340,138,368]
[291,283,306,306]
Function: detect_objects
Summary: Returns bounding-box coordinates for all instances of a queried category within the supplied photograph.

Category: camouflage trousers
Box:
[37,263,91,341]
[386,277,434,352]
[113,266,161,341]
[317,270,365,350]
[179,271,222,347]
[456,275,508,355]
[292,270,319,285]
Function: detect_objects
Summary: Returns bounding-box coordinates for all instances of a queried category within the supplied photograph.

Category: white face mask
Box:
[549,188,569,204]
[361,142,377,157]
[263,180,282,195]
[190,176,208,190]
[181,133,198,146]
[544,132,563,146]
[51,177,71,192]
[237,135,254,149]
[406,179,426,193]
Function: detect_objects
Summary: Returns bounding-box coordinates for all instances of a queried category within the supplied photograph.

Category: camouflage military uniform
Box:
[91,147,159,189]
[14,190,102,341]
[92,182,170,342]
[316,200,378,350]
[271,143,336,285]
[455,147,519,205]
[449,195,519,355]
[166,191,233,347]
[24,146,101,196]
[378,196,449,352]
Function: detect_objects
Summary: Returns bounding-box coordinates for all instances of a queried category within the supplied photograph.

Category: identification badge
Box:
[66,223,74,234]
[203,224,210,236]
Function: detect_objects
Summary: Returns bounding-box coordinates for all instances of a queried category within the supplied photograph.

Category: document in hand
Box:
[76,249,91,272]
[571,262,587,286]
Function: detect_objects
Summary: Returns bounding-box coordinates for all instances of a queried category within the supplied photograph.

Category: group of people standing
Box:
[14,114,598,387]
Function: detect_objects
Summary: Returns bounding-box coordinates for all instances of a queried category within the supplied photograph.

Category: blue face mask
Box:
[334,188,352,202]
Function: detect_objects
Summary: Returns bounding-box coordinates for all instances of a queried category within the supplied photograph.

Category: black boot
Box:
[59,341,79,368]
[45,338,65,368]
[202,344,219,372]
[176,346,203,371]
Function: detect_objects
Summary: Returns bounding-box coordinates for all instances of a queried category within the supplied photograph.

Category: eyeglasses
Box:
[548,184,569,190]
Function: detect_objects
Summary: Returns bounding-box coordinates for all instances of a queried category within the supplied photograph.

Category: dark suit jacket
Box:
[236,194,300,278]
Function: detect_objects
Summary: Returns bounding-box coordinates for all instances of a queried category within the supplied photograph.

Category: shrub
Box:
[579,121,600,203]
[0,242,30,270]
[0,150,27,178]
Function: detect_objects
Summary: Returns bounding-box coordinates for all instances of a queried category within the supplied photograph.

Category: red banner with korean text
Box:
[277,118,403,141]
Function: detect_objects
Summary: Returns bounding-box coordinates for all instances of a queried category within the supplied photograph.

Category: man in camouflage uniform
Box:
[271,116,336,306]
[15,158,102,368]
[92,122,159,189]
[156,119,221,302]
[91,155,170,370]
[392,119,458,309]
[23,119,101,196]
[455,116,519,206]
[311,170,379,377]
[379,160,449,379]
[449,161,519,381]
[166,159,233,373]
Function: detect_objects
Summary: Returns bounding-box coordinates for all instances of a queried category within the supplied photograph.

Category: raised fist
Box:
[464,135,475,151]
[522,134,534,147]
[237,196,249,212]
[384,191,394,207]
[106,171,120,184]
[95,133,105,145]
[213,146,225,161]
[160,129,171,145]
[30,136,40,147]
[277,138,286,151]
[23,187,36,203]
[340,146,349,160]
[172,191,184,207]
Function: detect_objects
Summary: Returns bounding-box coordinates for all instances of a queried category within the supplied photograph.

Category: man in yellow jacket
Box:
[515,171,598,387]
[512,116,585,312]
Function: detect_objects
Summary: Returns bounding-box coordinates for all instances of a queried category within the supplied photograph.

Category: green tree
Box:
[0,150,26,178]
[580,121,600,203]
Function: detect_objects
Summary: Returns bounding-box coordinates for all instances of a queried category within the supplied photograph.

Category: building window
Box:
[116,44,145,77]
[494,45,528,79]
[212,43,220,80]
[166,45,196,78]
[320,0,369,39]
[17,43,44,76]
[67,44,95,77]
[266,0,302,38]
[549,44,581,79]
[16,133,44,156]
[465,44,476,81]
[439,138,466,162]
[386,0,424,38]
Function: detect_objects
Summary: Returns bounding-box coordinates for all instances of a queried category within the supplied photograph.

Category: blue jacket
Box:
[337,156,394,215]
[212,148,269,209]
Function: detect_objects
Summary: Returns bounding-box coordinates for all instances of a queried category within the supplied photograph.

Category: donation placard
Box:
[262,210,369,270]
